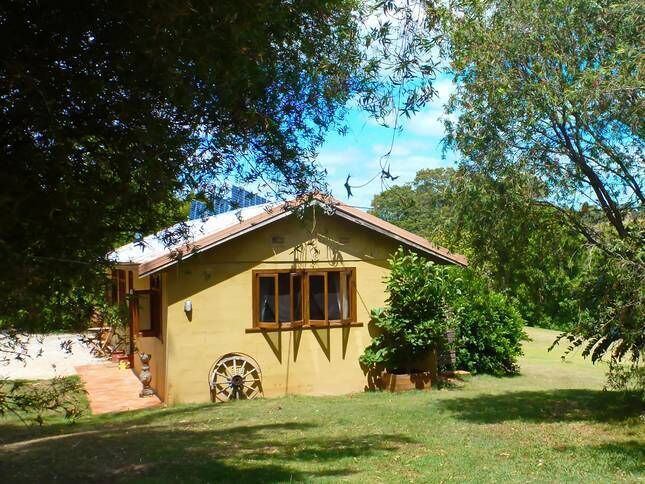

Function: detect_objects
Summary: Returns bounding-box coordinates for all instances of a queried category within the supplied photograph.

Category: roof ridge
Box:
[133,192,467,276]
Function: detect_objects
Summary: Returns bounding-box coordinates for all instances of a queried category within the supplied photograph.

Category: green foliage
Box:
[442,0,643,249]
[605,361,645,400]
[551,232,644,389]
[440,0,643,369]
[360,249,526,376]
[0,0,391,331]
[451,271,527,375]
[448,170,588,330]
[371,168,586,330]
[371,168,457,244]
[0,376,86,425]
[360,248,453,371]
[371,0,645,379]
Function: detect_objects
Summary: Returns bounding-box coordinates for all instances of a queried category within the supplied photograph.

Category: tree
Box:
[372,168,585,329]
[371,168,456,243]
[442,0,643,252]
[440,0,643,372]
[0,0,380,331]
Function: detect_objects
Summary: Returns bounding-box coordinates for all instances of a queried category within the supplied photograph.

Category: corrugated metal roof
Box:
[109,203,275,265]
[111,194,467,276]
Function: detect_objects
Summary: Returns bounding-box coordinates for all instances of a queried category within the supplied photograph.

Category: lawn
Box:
[1,326,643,483]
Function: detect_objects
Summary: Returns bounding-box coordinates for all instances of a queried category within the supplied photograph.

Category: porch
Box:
[75,362,162,415]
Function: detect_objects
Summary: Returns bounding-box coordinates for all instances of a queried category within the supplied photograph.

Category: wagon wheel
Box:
[209,353,262,402]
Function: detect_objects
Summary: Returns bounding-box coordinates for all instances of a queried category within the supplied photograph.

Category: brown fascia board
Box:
[137,194,467,277]
[137,205,293,277]
[331,201,468,267]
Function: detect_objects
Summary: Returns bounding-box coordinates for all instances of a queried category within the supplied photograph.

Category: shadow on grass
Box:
[557,441,645,476]
[0,402,219,445]
[439,389,643,424]
[0,418,414,482]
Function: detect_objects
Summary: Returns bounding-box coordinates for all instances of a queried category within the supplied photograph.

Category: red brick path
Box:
[75,362,162,415]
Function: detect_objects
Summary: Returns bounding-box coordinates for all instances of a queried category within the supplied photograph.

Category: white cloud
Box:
[403,78,455,136]
[365,78,456,137]
[406,110,446,137]
[320,137,453,210]
[433,78,455,106]
[317,147,365,176]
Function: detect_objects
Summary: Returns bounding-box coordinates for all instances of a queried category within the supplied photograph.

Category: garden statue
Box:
[138,352,154,397]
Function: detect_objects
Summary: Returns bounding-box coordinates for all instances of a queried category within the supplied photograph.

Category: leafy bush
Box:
[359,249,452,372]
[451,271,527,375]
[604,360,644,400]
[551,236,644,395]
[0,376,86,425]
[360,250,527,376]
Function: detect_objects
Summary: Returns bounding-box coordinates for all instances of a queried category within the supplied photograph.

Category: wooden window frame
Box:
[254,273,279,329]
[306,271,328,327]
[252,268,356,330]
[133,274,162,339]
[109,269,128,305]
[110,270,118,304]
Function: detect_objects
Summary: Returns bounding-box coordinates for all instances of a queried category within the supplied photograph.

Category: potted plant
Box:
[360,249,455,391]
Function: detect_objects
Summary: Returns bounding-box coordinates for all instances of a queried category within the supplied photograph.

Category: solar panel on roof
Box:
[188,186,268,221]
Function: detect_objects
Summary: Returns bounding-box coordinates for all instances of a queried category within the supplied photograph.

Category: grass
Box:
[1,326,643,483]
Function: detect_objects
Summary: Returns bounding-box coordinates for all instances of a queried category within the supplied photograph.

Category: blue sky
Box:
[317,77,458,209]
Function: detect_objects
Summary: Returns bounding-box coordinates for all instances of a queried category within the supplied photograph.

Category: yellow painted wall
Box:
[158,210,407,405]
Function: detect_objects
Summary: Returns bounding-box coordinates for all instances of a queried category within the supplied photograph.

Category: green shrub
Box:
[451,271,527,375]
[360,250,527,376]
[359,248,452,372]
[0,376,86,425]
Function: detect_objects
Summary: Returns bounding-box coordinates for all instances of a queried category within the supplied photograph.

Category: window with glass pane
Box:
[292,274,303,323]
[341,271,351,321]
[137,292,152,331]
[135,274,162,338]
[258,276,276,323]
[252,269,355,328]
[278,273,291,323]
[327,271,341,320]
[308,274,325,321]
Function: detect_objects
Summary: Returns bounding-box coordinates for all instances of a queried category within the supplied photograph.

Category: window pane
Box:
[327,272,341,320]
[150,274,161,290]
[292,275,302,321]
[151,290,161,333]
[117,270,126,304]
[258,276,276,322]
[342,272,350,320]
[308,275,325,320]
[138,293,152,331]
[111,270,118,304]
[278,273,291,322]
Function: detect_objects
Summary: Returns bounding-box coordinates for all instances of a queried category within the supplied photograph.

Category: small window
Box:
[258,276,276,324]
[278,273,291,323]
[292,274,303,323]
[327,272,341,321]
[252,269,355,329]
[134,274,162,339]
[308,273,326,324]
[342,271,351,320]
[137,293,152,331]
[109,269,127,305]
[255,272,304,328]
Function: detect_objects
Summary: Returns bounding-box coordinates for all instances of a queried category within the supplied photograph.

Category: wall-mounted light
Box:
[184,300,192,313]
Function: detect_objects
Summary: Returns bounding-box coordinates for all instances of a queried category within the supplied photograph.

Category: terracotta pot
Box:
[110,351,126,363]
[381,371,432,392]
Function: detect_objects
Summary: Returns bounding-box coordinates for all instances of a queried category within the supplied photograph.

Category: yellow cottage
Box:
[109,194,466,405]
